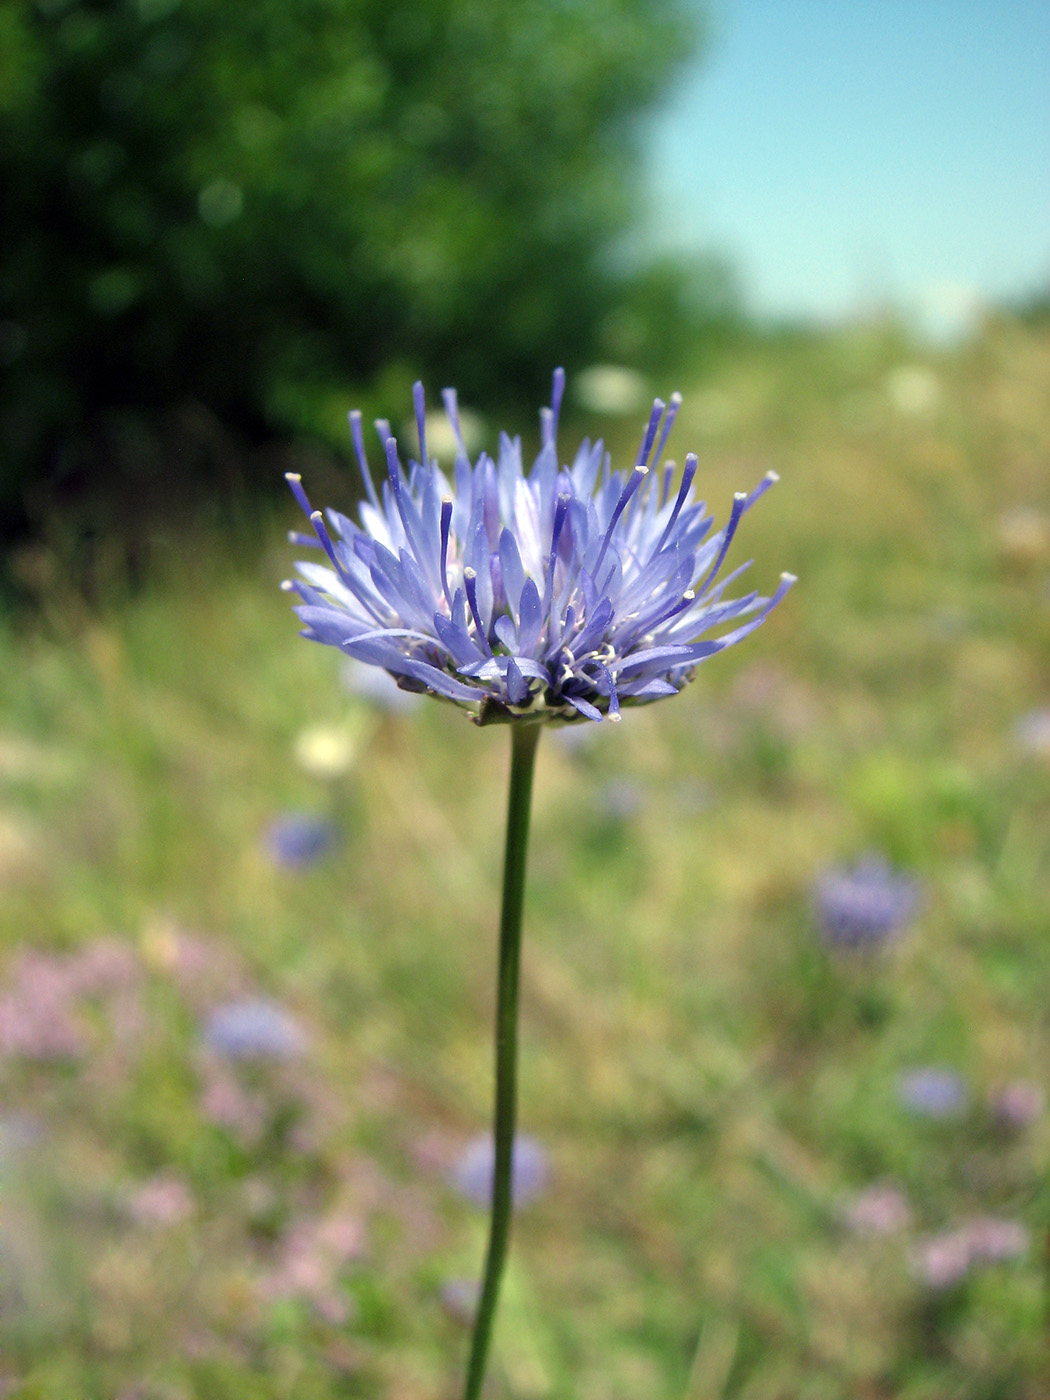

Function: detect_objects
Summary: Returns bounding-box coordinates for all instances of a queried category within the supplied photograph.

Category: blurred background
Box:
[1,0,1049,1396]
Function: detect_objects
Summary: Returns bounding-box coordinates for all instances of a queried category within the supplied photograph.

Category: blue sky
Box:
[642,0,1050,324]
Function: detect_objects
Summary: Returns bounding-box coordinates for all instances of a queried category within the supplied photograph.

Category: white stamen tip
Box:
[285,472,302,484]
[767,470,780,483]
[607,712,622,723]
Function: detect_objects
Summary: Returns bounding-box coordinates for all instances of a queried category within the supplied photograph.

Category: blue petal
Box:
[434,612,485,667]
[611,644,700,675]
[518,577,543,656]
[493,615,518,651]
[506,655,529,705]
[499,529,526,618]
[294,605,372,647]
[565,695,604,722]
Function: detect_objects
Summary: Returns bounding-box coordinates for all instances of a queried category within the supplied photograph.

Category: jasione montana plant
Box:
[283,372,793,1395]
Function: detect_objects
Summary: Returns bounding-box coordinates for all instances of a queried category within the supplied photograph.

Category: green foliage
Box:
[0,0,697,529]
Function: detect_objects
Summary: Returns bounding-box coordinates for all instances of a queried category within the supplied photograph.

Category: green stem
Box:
[463,721,542,1400]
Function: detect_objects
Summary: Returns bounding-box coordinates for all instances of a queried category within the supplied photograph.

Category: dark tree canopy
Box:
[0,0,699,528]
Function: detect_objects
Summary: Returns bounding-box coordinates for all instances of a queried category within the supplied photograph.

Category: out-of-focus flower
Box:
[839,1182,913,1237]
[910,1216,1030,1290]
[814,857,921,950]
[66,937,141,996]
[0,941,147,1063]
[125,1174,194,1228]
[257,1210,365,1323]
[897,1067,970,1120]
[450,1134,549,1209]
[963,1216,1029,1262]
[574,364,648,415]
[988,1080,1045,1132]
[284,373,793,727]
[0,952,85,1061]
[263,812,337,868]
[293,724,358,779]
[1013,708,1050,759]
[203,998,305,1062]
[441,1277,479,1325]
[885,365,940,417]
[910,1229,974,1290]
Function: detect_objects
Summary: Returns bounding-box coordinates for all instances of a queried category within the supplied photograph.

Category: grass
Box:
[1,315,1049,1398]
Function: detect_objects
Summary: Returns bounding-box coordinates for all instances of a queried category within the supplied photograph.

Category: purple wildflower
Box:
[203,998,306,1062]
[450,1133,549,1209]
[839,1182,913,1237]
[910,1217,1030,1290]
[264,812,337,868]
[284,372,793,725]
[988,1080,1044,1132]
[910,1229,974,1290]
[814,857,921,950]
[441,1277,480,1325]
[963,1216,1030,1262]
[125,1174,195,1228]
[897,1067,970,1120]
[0,952,85,1061]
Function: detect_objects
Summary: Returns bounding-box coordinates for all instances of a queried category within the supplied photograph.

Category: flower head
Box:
[838,1182,912,1237]
[203,998,306,1061]
[988,1079,1044,1132]
[450,1132,549,1209]
[910,1217,1030,1290]
[263,812,337,868]
[897,1066,970,1120]
[284,372,793,725]
[814,856,921,950]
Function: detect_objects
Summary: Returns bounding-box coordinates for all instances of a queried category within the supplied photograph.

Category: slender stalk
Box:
[463,720,542,1400]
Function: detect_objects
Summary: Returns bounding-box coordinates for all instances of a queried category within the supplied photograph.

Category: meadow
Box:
[1,316,1049,1399]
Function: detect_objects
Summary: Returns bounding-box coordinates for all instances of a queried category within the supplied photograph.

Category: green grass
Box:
[1,317,1049,1399]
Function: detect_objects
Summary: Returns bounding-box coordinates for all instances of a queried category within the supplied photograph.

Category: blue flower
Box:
[814,856,921,950]
[897,1067,969,1119]
[203,999,306,1061]
[284,372,793,725]
[449,1133,549,1209]
[264,812,337,869]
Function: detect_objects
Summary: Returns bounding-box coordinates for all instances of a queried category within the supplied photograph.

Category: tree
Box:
[0,0,698,531]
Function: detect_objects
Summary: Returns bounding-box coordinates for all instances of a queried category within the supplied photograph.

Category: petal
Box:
[517,577,543,656]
